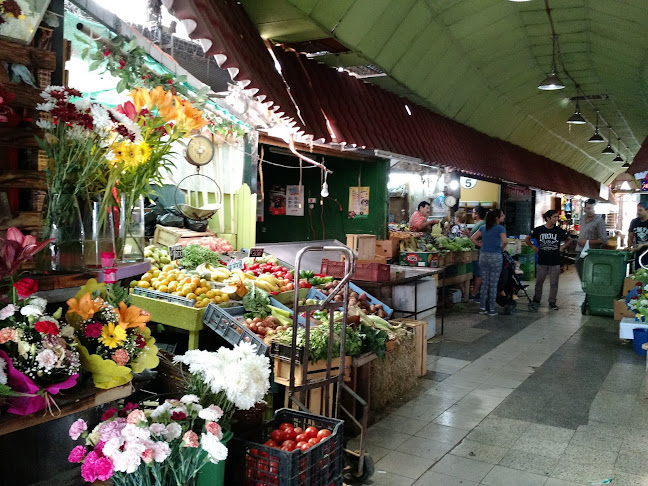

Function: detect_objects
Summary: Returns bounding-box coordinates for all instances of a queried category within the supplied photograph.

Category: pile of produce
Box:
[187,236,233,252]
[144,245,172,270]
[298,270,334,286]
[434,236,475,252]
[274,322,362,363]
[632,268,648,284]
[308,286,389,318]
[178,243,225,270]
[262,423,332,452]
[399,235,475,253]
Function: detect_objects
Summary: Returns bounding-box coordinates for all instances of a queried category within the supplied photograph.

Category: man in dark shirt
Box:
[524,210,568,310]
[629,202,648,271]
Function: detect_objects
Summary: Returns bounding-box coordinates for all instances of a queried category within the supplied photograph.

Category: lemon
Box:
[214,295,223,304]
[206,290,215,298]
[186,292,197,300]
[141,273,153,282]
[138,281,151,288]
[221,294,229,302]
[129,280,138,288]
[168,281,178,292]
[158,285,169,293]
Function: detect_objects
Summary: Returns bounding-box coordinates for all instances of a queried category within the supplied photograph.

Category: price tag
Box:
[249,247,265,258]
[228,259,244,271]
[168,244,183,260]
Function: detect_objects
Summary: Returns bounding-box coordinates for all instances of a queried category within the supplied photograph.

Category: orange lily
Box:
[66,293,104,320]
[175,98,208,133]
[117,301,150,331]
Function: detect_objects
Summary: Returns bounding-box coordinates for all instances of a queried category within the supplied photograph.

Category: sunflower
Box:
[99,322,127,349]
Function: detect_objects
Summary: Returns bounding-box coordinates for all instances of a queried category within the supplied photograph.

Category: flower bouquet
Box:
[0,280,80,415]
[626,284,648,322]
[66,291,159,389]
[173,342,271,431]
[68,397,228,485]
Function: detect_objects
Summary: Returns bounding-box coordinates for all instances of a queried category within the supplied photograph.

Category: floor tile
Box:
[420,370,450,382]
[430,454,494,483]
[446,402,497,419]
[449,439,509,464]
[521,423,575,444]
[473,383,515,398]
[543,479,582,486]
[391,398,452,422]
[561,443,617,467]
[395,435,454,460]
[427,357,471,374]
[345,440,391,463]
[499,449,558,476]
[366,426,411,450]
[424,383,474,401]
[481,465,549,486]
[412,470,478,486]
[457,391,506,409]
[551,457,614,484]
[615,452,648,477]
[373,414,430,435]
[609,471,648,486]
[367,470,415,485]
[374,450,436,480]
[432,411,485,430]
[415,422,469,445]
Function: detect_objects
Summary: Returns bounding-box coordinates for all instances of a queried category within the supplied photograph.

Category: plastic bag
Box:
[580,240,590,259]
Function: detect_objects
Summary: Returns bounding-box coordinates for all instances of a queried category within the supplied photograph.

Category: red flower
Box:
[115,101,138,121]
[0,228,53,280]
[84,322,103,339]
[13,278,38,299]
[118,59,126,70]
[35,320,59,335]
[118,402,138,417]
[102,49,111,57]
[171,411,187,421]
[101,408,117,421]
[134,334,146,349]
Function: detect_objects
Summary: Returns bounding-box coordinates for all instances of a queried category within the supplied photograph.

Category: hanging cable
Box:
[258,146,265,202]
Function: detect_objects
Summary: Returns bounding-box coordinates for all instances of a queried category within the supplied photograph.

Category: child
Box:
[449,210,469,239]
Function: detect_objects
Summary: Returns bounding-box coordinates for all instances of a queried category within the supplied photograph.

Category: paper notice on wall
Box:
[268,185,286,215]
[286,185,304,216]
[349,186,369,219]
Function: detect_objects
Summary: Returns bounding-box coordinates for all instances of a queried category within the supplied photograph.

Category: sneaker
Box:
[488,310,498,316]
[549,303,559,310]
[479,308,488,315]
[470,294,481,303]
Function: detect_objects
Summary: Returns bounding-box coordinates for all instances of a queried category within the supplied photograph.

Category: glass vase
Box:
[117,194,145,263]
[41,193,85,272]
[83,200,116,268]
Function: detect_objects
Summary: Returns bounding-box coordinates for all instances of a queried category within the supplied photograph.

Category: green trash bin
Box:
[581,249,631,316]
[519,245,536,281]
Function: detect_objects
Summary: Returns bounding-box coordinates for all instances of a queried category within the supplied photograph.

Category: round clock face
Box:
[445,195,457,207]
[186,135,214,166]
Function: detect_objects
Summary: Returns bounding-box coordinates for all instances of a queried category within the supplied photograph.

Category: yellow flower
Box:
[99,323,127,349]
[136,141,151,164]
[174,99,208,133]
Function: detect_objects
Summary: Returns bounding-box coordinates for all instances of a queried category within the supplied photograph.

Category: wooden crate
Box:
[153,224,216,247]
[375,239,399,258]
[273,356,352,386]
[390,318,427,377]
[283,383,335,417]
[346,234,377,260]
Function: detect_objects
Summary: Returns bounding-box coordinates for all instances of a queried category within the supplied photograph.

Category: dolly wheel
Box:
[581,300,588,315]
[344,450,375,482]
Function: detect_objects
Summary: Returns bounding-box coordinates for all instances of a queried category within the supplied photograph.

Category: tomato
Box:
[295,441,307,448]
[250,448,258,456]
[281,440,296,451]
[299,442,312,452]
[295,433,307,443]
[279,423,294,431]
[285,273,293,281]
[270,429,285,444]
[249,323,258,333]
[263,440,277,448]
[293,427,304,435]
[317,429,332,440]
[308,437,320,445]
[283,428,297,441]
[304,426,318,439]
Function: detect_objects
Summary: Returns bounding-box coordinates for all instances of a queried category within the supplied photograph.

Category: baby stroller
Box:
[496,251,532,314]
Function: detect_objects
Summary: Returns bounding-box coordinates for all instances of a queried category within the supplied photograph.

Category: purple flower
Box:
[68,445,86,463]
[94,457,114,481]
[84,322,103,338]
[69,419,87,440]
[98,417,127,442]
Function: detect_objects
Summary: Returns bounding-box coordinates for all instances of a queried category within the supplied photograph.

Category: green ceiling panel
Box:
[353,0,418,58]
[307,0,355,30]
[333,0,393,48]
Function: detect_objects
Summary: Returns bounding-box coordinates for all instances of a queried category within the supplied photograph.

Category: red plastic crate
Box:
[320,259,390,282]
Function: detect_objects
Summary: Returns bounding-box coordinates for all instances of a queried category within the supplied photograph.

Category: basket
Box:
[320,259,390,282]
[226,408,344,486]
[203,303,268,356]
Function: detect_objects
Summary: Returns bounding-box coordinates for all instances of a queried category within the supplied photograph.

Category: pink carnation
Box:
[81,460,97,482]
[142,448,154,464]
[94,457,114,481]
[126,409,146,424]
[85,450,99,466]
[0,327,16,344]
[206,421,223,440]
[69,418,87,440]
[68,445,86,463]
[84,322,103,338]
[182,430,199,448]
[111,349,129,366]
[94,441,106,456]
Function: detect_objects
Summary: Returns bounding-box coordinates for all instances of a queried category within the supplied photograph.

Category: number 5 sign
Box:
[460,177,477,189]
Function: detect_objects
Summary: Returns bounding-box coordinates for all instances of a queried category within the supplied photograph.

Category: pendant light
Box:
[567,91,586,124]
[602,126,615,154]
[588,111,605,142]
[538,35,565,90]
[622,161,631,169]
[613,138,624,162]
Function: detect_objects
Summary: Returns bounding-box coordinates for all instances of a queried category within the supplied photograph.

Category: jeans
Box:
[480,252,503,312]
[534,264,561,305]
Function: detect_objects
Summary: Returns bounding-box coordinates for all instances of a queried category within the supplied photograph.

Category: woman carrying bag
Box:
[470,209,508,316]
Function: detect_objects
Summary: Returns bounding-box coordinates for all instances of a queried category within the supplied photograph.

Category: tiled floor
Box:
[354,269,648,485]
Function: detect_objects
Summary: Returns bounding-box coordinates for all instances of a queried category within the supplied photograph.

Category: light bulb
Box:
[449,180,459,191]
[321,182,329,198]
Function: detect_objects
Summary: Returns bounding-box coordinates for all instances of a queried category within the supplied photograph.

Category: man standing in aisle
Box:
[628,202,648,271]
[409,201,439,232]
[575,198,608,279]
[525,210,569,310]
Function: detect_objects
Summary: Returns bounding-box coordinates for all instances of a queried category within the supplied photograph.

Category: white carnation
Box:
[20,305,42,317]
[0,355,7,385]
[150,402,172,419]
[201,433,228,464]
[199,405,224,422]
[0,304,16,320]
[163,423,182,442]
[36,101,55,112]
[36,119,54,130]
[152,440,171,462]
[149,423,166,436]
[26,297,48,312]
[181,394,200,404]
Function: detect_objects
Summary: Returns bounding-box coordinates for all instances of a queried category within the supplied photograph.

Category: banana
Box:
[258,274,279,286]
[234,269,248,282]
[254,280,278,292]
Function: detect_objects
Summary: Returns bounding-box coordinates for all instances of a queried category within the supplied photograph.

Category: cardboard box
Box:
[623,277,642,296]
[615,298,636,321]
[375,239,399,258]
[399,251,439,267]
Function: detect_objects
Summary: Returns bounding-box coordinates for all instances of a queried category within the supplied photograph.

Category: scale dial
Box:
[445,195,457,207]
[186,135,214,166]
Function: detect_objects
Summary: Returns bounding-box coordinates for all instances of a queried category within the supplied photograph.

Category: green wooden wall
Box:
[256,149,388,243]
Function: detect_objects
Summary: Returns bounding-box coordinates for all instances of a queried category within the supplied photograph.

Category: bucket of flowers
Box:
[67,397,228,485]
[0,279,80,415]
[626,285,648,322]
[66,285,159,389]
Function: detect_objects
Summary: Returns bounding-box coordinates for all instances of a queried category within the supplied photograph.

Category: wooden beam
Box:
[0,211,41,231]
[259,134,378,162]
[0,125,42,148]
[7,83,43,110]
[0,169,46,190]
[0,39,56,70]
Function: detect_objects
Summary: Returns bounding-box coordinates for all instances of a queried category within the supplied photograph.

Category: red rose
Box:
[171,411,187,421]
[101,408,117,421]
[13,278,37,299]
[35,320,59,335]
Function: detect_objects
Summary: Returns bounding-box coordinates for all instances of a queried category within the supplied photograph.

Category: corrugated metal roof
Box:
[163,0,602,199]
[629,138,648,174]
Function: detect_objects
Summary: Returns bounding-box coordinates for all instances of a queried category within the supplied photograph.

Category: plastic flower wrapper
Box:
[67,396,227,485]
[67,290,158,389]
[0,290,80,415]
[174,342,271,430]
[626,285,648,322]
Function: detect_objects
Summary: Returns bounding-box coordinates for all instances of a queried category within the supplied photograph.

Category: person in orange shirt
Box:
[409,201,439,232]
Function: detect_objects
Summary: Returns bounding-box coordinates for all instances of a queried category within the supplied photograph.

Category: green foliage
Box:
[242,284,270,319]
[178,244,223,270]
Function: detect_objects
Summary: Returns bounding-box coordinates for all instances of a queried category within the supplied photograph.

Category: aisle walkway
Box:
[357,269,648,485]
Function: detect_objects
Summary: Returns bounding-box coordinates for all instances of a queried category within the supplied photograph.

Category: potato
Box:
[334,294,343,302]
[350,292,358,299]
[375,304,383,310]
[325,282,336,290]
[378,309,387,318]
[369,304,376,313]
[358,293,367,302]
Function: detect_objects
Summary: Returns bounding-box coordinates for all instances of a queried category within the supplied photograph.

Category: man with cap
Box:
[628,202,648,271]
